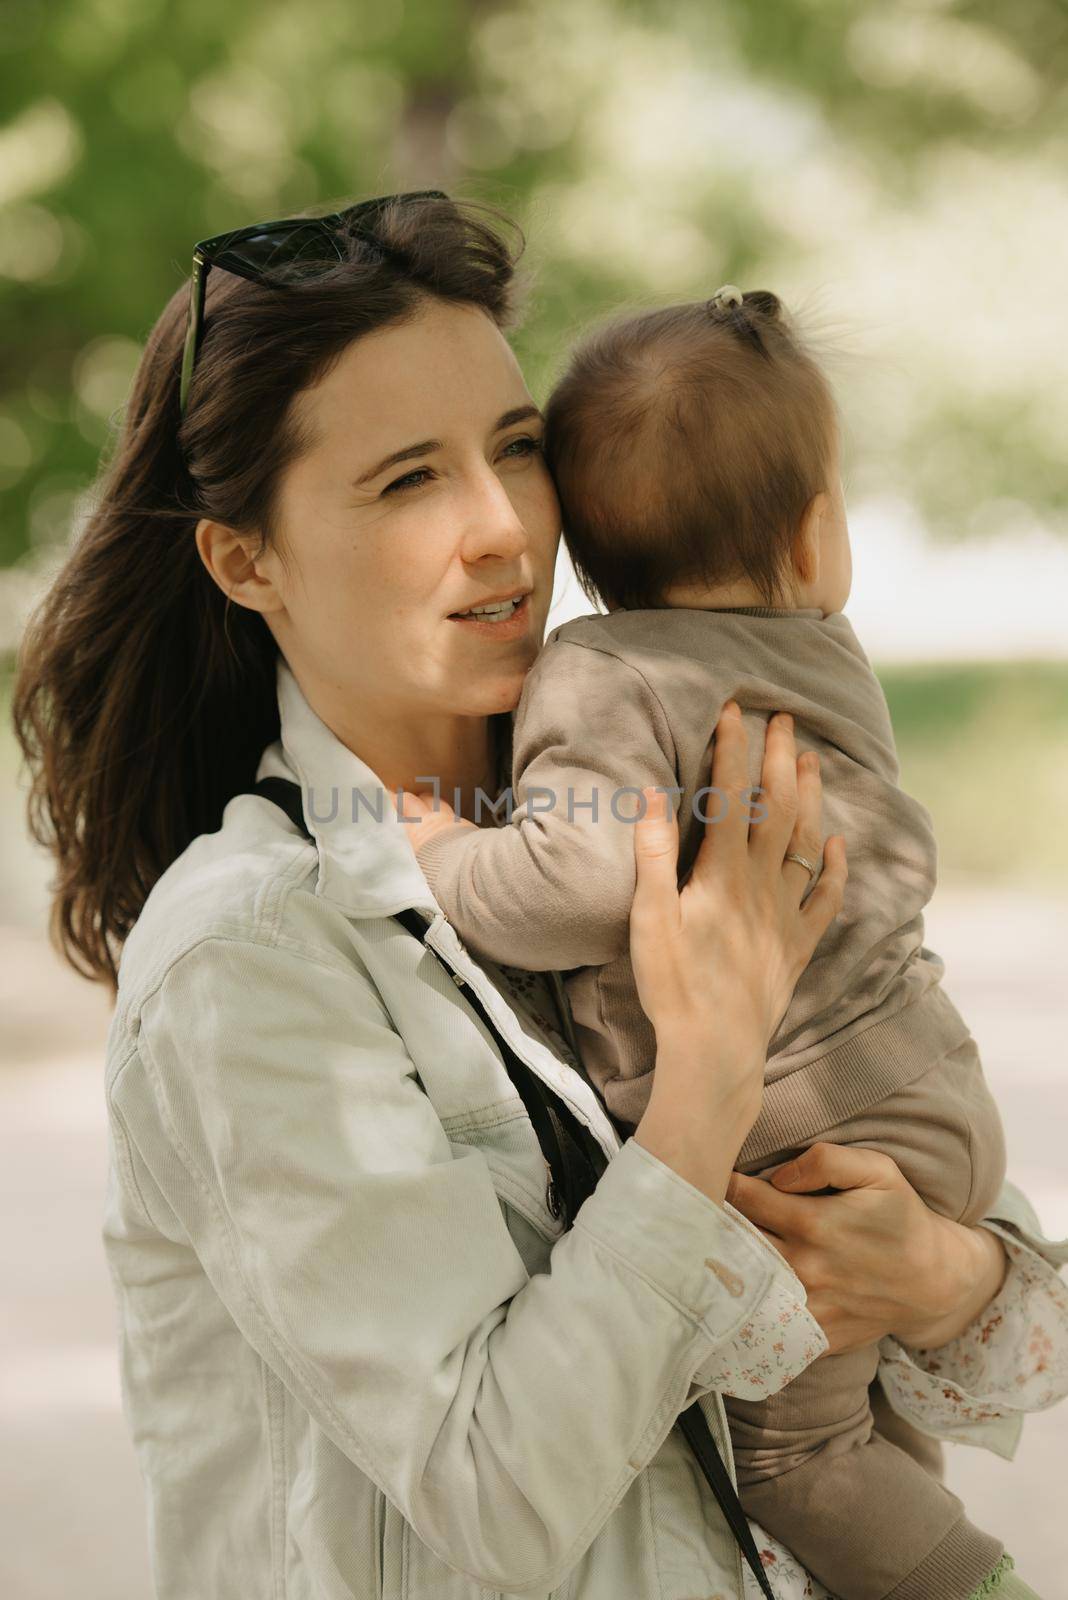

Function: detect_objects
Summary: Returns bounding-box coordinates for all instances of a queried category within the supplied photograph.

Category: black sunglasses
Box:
[178,190,449,416]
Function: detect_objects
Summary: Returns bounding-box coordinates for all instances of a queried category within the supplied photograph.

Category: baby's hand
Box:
[394,789,478,857]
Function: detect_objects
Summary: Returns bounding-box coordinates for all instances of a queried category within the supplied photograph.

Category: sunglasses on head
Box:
[178,189,449,416]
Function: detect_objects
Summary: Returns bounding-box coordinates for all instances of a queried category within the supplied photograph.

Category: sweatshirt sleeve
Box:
[416,640,679,970]
[113,934,806,1594]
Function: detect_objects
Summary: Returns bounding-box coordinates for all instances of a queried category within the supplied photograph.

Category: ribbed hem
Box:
[738,983,972,1165]
[886,1514,1004,1600]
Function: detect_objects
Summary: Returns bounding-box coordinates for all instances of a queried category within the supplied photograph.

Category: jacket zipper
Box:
[544,1162,563,1220]
[424,918,622,1163]
[436,939,567,1222]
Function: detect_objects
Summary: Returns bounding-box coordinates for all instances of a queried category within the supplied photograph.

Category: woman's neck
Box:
[335,706,501,824]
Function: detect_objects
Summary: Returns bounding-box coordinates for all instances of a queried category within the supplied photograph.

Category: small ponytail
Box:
[705,285,783,359]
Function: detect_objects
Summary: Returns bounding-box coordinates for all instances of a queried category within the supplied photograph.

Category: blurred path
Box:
[1,887,1065,1598]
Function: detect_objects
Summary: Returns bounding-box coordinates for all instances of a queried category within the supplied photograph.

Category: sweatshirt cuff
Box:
[412,822,478,899]
[573,1136,785,1346]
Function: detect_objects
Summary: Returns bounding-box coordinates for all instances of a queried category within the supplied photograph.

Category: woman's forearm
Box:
[890,1218,1009,1349]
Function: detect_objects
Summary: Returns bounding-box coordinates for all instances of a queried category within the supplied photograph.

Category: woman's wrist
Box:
[891,1218,1009,1349]
[634,1029,765,1205]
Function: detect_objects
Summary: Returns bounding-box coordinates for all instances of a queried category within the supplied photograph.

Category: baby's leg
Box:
[726,1352,1002,1600]
[869,1377,944,1480]
[726,1036,1008,1596]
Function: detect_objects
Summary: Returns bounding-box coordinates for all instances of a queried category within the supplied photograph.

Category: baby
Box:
[410,286,1008,1600]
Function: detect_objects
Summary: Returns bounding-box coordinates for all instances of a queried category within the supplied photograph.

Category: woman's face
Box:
[235,297,561,733]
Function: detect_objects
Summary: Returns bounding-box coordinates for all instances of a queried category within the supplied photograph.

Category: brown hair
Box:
[12,196,523,993]
[543,290,839,611]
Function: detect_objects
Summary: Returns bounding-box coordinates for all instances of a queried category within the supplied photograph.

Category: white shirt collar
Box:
[255,654,438,919]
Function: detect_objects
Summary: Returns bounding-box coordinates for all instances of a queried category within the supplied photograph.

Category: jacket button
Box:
[451,972,466,988]
[704,1257,745,1297]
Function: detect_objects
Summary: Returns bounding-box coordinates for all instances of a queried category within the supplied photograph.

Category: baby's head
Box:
[543,289,850,616]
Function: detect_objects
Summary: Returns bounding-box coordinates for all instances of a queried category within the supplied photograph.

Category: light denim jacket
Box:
[102,655,1066,1600]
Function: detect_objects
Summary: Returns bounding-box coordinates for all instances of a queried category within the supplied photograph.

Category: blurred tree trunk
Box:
[393,79,462,189]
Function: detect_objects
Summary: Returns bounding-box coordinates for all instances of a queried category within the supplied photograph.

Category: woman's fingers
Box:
[630,786,681,940]
[769,1140,904,1195]
[724,1169,821,1236]
[728,1146,904,1241]
[777,747,824,897]
[797,833,848,950]
[690,700,748,876]
[748,710,799,864]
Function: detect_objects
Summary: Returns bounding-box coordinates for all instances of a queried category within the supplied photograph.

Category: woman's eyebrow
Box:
[352,407,543,488]
[495,404,542,431]
[353,439,442,487]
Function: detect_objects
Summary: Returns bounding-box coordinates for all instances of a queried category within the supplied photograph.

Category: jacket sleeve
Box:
[876,1179,1068,1461]
[119,933,807,1594]
[416,640,679,970]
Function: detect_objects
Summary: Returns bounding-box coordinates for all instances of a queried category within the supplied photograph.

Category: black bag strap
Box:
[248,775,778,1600]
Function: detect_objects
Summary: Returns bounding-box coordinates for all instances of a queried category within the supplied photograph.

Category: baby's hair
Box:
[543,290,840,611]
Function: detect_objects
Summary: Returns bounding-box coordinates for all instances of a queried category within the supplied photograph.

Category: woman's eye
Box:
[383,467,434,495]
[381,437,541,496]
[501,435,543,461]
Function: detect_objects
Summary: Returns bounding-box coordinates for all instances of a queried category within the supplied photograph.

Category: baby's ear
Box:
[791,493,827,585]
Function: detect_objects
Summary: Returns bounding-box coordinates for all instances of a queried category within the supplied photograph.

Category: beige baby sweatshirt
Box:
[416,606,973,1160]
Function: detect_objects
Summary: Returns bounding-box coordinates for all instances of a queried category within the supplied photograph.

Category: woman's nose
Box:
[458,466,529,562]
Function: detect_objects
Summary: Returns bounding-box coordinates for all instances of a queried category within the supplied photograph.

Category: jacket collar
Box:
[256,658,624,1158]
[255,654,439,919]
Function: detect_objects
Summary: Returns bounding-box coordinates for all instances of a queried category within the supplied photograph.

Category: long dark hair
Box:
[12,196,524,993]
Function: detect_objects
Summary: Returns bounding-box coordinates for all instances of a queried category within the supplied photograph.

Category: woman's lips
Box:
[447,593,532,639]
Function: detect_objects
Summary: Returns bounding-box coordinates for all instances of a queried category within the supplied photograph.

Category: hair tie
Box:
[708,284,744,311]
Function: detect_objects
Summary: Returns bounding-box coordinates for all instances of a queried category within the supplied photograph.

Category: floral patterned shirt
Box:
[483,958,1068,1600]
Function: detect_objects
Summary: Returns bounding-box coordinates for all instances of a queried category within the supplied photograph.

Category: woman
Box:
[13,193,1065,1599]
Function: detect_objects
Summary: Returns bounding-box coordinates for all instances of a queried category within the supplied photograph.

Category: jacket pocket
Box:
[403,1514,575,1600]
[444,1103,567,1250]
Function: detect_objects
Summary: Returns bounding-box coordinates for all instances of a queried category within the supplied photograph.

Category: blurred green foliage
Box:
[2,0,1068,570]
[880,660,1068,887]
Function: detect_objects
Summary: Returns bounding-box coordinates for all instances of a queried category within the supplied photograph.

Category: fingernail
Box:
[723,699,740,717]
[778,712,793,731]
[774,1161,802,1188]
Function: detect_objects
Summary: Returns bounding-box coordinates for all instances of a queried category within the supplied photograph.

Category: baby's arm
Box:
[414,640,679,970]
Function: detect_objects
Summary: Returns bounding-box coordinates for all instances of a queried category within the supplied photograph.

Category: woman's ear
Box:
[791,491,828,587]
[194,518,287,616]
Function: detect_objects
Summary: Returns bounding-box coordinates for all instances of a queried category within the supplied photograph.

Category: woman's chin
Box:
[455,669,528,718]
[479,681,525,716]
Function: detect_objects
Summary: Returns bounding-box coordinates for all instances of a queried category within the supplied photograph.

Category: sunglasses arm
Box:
[179,252,209,417]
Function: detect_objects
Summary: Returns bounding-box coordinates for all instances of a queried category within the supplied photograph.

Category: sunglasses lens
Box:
[206,192,450,284]
[218,222,341,281]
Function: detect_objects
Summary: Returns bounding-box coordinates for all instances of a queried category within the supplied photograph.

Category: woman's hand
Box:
[630,703,847,1202]
[726,1142,1010,1354]
[630,705,847,1081]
